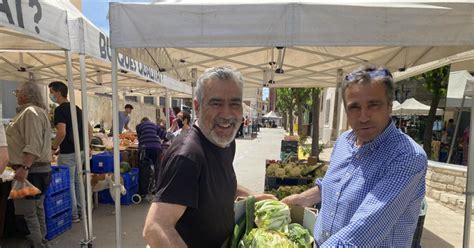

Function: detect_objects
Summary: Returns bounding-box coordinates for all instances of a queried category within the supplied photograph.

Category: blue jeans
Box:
[57,152,84,218]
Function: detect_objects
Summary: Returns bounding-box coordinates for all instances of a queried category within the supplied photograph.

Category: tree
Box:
[292,88,312,137]
[311,88,322,159]
[276,88,295,135]
[415,65,450,156]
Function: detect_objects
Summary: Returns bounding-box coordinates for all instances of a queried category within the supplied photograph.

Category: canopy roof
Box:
[109,1,474,89]
[264,111,282,119]
[393,97,444,116]
[0,0,70,50]
[0,0,191,97]
[446,70,474,109]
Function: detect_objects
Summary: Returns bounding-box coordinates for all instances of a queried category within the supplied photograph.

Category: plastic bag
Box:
[0,167,15,182]
[8,179,41,199]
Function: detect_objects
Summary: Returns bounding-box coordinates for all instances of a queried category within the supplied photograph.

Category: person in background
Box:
[168,112,192,141]
[120,104,134,134]
[49,81,93,223]
[169,107,183,133]
[143,67,275,248]
[282,66,427,247]
[6,82,52,248]
[0,124,9,243]
[136,117,168,196]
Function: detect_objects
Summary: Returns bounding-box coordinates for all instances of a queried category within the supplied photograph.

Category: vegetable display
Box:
[266,161,323,179]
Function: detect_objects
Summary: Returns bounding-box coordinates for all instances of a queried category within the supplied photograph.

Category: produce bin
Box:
[45,208,72,240]
[98,184,139,205]
[265,176,314,191]
[44,189,71,218]
[91,152,122,173]
[45,166,69,196]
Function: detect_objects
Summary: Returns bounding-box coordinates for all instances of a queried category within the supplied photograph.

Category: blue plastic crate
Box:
[44,189,71,218]
[45,208,72,241]
[91,152,122,174]
[122,168,139,189]
[46,166,70,196]
[98,184,139,206]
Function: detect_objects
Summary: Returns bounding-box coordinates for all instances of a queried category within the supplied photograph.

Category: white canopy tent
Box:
[392,100,401,110]
[393,98,444,116]
[263,111,282,119]
[109,1,474,247]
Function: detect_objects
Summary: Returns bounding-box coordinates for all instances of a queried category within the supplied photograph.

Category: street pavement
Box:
[38,128,474,247]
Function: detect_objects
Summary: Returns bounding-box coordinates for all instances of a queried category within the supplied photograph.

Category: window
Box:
[172,99,179,107]
[159,97,166,106]
[125,96,138,102]
[144,96,155,105]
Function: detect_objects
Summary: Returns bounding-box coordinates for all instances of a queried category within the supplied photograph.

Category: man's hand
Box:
[281,194,303,206]
[254,193,277,201]
[14,167,28,182]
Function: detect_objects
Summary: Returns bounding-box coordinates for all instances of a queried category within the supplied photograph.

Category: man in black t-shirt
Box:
[143,67,275,248]
[49,81,92,222]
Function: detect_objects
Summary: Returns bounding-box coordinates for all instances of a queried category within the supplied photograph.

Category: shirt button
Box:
[325,232,330,237]
[330,212,335,216]
[356,155,360,159]
[335,192,340,196]
[345,172,351,177]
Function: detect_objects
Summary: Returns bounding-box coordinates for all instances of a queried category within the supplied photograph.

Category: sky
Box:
[82,0,269,100]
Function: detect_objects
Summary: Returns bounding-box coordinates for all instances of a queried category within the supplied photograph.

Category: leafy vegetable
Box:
[242,228,296,248]
[254,200,291,232]
[288,223,314,248]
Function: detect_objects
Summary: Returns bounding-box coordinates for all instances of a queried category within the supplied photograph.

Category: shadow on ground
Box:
[421,228,455,248]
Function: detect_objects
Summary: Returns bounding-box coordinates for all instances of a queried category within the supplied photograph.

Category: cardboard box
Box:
[230,198,318,246]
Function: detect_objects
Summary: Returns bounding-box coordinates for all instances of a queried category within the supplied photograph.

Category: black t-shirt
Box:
[154,125,237,248]
[53,102,84,154]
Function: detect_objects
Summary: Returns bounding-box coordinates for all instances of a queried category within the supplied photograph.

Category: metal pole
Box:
[65,51,89,241]
[111,49,122,248]
[448,94,466,163]
[80,54,94,245]
[165,89,170,129]
[463,92,474,248]
[191,68,197,123]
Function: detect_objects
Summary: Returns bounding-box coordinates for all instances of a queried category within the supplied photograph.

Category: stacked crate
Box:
[44,166,72,240]
[98,168,139,205]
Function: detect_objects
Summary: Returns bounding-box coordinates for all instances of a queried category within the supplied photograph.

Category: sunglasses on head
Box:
[344,68,392,82]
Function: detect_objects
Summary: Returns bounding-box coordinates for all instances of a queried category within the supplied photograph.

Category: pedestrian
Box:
[110,104,134,136]
[6,82,52,248]
[49,81,92,223]
[136,117,168,196]
[168,111,192,141]
[143,67,275,248]
[282,66,427,247]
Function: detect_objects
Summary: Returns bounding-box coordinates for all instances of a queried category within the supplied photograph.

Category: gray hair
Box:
[341,66,394,107]
[195,67,244,104]
[20,82,46,109]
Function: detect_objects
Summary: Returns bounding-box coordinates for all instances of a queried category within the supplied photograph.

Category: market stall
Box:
[109,1,474,247]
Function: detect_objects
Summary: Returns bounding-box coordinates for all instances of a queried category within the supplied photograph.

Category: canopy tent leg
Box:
[80,54,95,246]
[448,94,466,163]
[111,48,122,248]
[165,89,170,129]
[191,68,197,123]
[463,92,474,248]
[65,51,90,242]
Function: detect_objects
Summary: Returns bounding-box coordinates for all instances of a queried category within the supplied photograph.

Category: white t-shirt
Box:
[0,125,6,146]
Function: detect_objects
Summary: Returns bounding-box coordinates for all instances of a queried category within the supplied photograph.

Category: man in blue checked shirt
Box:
[283,66,427,247]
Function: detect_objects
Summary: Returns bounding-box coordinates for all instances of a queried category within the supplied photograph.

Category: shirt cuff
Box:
[23,145,41,158]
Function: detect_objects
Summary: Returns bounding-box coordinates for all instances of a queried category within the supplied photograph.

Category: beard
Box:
[199,115,240,148]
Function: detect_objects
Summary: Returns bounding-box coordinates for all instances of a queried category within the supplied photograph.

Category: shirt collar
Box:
[16,103,34,113]
[346,119,397,151]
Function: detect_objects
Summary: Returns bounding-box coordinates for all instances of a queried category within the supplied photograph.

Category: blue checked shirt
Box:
[315,121,427,247]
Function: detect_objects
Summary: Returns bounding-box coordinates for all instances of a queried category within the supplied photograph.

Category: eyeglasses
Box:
[344,68,392,82]
[12,90,19,96]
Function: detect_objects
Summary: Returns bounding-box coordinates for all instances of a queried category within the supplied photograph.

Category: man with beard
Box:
[282,66,427,247]
[143,67,275,248]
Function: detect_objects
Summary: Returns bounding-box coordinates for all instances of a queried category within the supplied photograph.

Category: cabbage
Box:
[288,223,314,248]
[288,166,302,177]
[242,228,296,248]
[254,200,291,232]
[274,168,286,178]
[266,163,280,176]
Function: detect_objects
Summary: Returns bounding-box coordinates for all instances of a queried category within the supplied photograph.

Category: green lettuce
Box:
[254,200,291,232]
[288,223,314,248]
[242,228,296,248]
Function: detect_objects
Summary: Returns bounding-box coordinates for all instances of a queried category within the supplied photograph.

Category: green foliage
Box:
[415,65,450,96]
